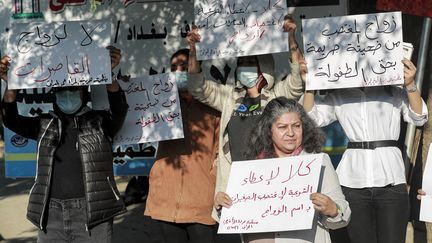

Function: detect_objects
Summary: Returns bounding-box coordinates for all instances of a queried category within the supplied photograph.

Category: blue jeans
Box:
[37,198,113,243]
[342,184,409,243]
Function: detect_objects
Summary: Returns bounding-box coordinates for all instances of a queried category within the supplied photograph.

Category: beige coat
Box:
[188,55,304,220]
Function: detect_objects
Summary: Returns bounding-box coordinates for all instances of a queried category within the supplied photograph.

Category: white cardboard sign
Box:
[218,153,324,234]
[113,73,184,145]
[194,0,289,60]
[302,12,404,90]
[7,20,112,89]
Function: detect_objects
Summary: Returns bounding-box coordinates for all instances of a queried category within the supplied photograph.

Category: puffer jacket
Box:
[188,54,304,221]
[1,91,128,230]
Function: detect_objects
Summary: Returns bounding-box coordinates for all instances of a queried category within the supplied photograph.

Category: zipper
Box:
[107,177,120,200]
[29,183,36,195]
[76,117,90,231]
[38,118,56,230]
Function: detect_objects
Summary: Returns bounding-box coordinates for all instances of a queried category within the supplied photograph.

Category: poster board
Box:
[114,73,184,145]
[7,20,112,89]
[194,0,289,60]
[303,11,404,90]
[219,154,324,234]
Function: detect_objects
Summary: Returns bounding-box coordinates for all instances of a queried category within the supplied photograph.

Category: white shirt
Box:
[308,86,428,188]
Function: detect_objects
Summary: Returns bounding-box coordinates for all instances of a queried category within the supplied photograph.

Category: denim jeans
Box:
[37,198,113,243]
[143,215,216,243]
[342,184,409,243]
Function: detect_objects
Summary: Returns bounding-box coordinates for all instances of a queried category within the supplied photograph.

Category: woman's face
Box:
[271,112,303,157]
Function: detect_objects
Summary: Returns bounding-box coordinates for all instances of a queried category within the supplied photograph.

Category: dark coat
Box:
[1,90,128,229]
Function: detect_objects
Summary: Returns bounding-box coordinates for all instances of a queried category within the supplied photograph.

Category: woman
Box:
[187,15,304,221]
[302,58,428,243]
[215,97,350,243]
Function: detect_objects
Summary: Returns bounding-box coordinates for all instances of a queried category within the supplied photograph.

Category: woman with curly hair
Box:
[245,97,326,160]
[216,97,351,243]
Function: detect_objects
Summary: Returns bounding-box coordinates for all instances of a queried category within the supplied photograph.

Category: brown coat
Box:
[144,99,220,225]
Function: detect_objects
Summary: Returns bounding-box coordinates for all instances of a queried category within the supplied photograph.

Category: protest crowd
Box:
[1,1,432,243]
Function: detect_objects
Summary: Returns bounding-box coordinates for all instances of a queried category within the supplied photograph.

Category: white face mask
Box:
[237,67,258,88]
[175,71,188,91]
[55,90,83,114]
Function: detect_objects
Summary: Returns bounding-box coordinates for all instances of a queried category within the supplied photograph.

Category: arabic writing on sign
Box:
[302,11,404,90]
[222,217,259,231]
[218,154,324,234]
[241,158,317,186]
[114,17,191,45]
[7,20,112,90]
[261,203,312,218]
[114,73,184,146]
[194,0,289,60]
[112,143,156,165]
[232,185,314,205]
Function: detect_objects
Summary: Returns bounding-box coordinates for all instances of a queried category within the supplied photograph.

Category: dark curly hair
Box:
[245,97,325,159]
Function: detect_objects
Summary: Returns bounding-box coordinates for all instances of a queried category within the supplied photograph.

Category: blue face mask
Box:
[175,71,188,91]
[55,90,83,114]
[237,67,258,88]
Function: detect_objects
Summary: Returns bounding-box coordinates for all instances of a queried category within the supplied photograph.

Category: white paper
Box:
[194,0,289,60]
[7,20,112,89]
[113,73,184,145]
[302,12,404,90]
[218,154,324,234]
[420,143,432,222]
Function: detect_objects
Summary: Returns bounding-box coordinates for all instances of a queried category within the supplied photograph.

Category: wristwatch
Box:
[325,203,343,223]
[405,84,417,93]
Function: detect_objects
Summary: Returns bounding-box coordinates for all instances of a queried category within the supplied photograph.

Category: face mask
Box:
[237,67,258,88]
[55,90,83,114]
[175,71,188,91]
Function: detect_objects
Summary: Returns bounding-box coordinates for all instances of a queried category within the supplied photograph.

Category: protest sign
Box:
[114,73,184,145]
[218,154,324,234]
[420,143,432,222]
[302,11,404,90]
[194,0,289,60]
[7,20,112,89]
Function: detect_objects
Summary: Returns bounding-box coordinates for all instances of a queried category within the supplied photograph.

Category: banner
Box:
[4,126,157,177]
[218,154,323,234]
[114,73,184,145]
[303,11,404,90]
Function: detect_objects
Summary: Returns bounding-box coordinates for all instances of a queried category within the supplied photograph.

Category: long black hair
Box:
[245,97,325,159]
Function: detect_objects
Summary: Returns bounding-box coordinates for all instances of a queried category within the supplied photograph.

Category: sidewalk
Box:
[0,146,149,243]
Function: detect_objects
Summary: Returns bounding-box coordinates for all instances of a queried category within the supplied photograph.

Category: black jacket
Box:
[1,90,128,230]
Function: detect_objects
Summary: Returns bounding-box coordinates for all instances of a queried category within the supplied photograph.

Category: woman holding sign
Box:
[187,15,304,225]
[302,58,428,243]
[215,97,351,243]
